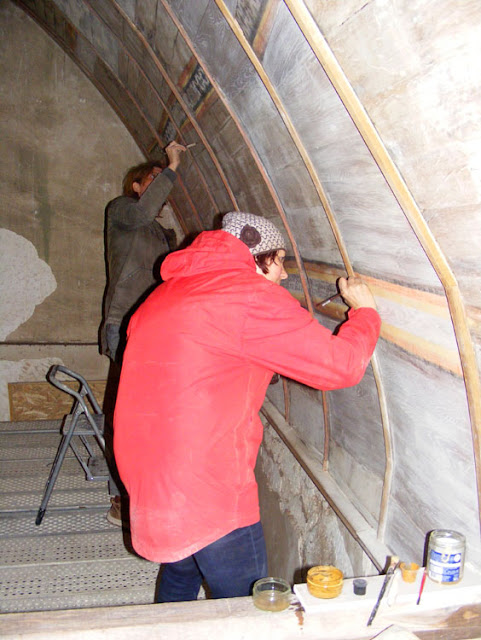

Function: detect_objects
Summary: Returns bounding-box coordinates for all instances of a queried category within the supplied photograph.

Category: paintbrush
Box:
[367,556,400,626]
[162,142,196,153]
[416,569,427,605]
[319,292,342,307]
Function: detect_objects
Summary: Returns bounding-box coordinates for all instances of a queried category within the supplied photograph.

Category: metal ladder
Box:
[35,365,108,525]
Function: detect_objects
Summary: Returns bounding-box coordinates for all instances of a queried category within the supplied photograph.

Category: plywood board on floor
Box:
[8,380,107,421]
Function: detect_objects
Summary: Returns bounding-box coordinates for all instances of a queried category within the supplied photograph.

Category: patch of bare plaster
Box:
[259,423,355,577]
[0,229,57,340]
[0,357,63,421]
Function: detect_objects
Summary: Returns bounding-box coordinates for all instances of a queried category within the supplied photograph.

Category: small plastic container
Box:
[252,577,291,611]
[353,578,367,595]
[306,565,343,599]
[400,562,419,583]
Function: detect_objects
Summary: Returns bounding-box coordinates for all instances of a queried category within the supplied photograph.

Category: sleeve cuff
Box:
[162,168,177,184]
[348,306,382,330]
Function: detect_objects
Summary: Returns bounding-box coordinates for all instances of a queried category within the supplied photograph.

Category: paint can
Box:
[427,529,465,584]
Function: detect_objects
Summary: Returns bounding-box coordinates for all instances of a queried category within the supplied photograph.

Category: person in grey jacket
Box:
[100,140,186,525]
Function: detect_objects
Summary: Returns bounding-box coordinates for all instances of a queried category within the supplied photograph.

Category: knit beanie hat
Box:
[222,212,286,256]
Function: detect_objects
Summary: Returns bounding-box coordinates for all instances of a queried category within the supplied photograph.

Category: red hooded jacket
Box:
[113,230,381,562]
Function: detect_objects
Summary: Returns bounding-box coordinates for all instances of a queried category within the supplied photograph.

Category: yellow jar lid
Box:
[307,565,343,586]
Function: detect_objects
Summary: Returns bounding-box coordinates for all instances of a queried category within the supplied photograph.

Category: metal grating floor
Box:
[0,419,159,614]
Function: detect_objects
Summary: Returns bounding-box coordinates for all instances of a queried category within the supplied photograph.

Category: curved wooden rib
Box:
[285,0,481,533]
[102,0,240,213]
[322,390,329,472]
[87,0,214,224]
[282,377,290,422]
[214,0,352,276]
[85,0,231,223]
[215,0,393,542]
[372,354,392,539]
[168,198,190,237]
[85,41,202,231]
[162,0,314,316]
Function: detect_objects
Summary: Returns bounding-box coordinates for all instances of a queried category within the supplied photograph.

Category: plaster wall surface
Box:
[0,2,144,417]
[257,422,377,582]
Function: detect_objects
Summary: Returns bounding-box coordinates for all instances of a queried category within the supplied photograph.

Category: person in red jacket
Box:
[113,212,381,602]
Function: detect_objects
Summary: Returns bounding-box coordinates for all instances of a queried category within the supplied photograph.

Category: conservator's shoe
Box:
[106,495,122,527]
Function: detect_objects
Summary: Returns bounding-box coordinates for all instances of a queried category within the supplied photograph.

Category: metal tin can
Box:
[427,530,465,584]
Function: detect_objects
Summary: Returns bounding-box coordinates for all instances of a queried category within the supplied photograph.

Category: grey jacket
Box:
[100,169,177,355]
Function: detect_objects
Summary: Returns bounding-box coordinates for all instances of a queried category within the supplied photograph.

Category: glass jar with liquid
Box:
[427,529,465,584]
[252,577,291,611]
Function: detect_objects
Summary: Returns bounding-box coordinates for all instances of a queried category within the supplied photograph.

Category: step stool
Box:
[35,365,109,525]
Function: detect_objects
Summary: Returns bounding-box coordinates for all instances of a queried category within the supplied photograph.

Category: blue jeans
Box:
[156,521,267,602]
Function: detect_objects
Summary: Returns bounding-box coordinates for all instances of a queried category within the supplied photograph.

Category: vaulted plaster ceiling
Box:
[12,0,481,562]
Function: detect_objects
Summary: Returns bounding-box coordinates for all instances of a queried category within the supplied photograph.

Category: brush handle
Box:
[367,557,400,626]
[320,292,342,306]
[367,573,393,626]
[416,570,427,605]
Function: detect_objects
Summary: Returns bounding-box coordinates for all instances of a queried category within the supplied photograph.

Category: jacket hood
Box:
[161,230,256,280]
